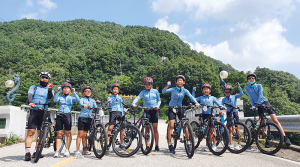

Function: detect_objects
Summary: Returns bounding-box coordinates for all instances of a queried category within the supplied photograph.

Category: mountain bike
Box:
[245,103,283,155]
[166,105,195,158]
[223,102,251,154]
[190,104,229,155]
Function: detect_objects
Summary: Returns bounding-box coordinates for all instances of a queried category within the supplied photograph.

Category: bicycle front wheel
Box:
[256,122,283,155]
[166,124,178,149]
[206,122,229,156]
[190,121,201,149]
[183,122,195,158]
[140,122,154,155]
[93,123,107,159]
[34,125,48,163]
[245,119,255,147]
[227,122,251,154]
[112,124,142,157]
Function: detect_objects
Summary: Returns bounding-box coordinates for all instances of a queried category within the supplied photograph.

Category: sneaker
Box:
[75,150,84,159]
[106,145,110,151]
[82,149,91,155]
[265,140,270,148]
[169,145,175,154]
[64,149,70,157]
[234,144,242,150]
[204,147,210,152]
[53,151,60,158]
[284,136,291,146]
[119,144,127,151]
[155,145,159,152]
[25,153,31,161]
[32,152,44,158]
[212,144,218,152]
[228,144,234,150]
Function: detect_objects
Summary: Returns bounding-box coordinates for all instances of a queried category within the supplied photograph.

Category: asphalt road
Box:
[0,119,300,167]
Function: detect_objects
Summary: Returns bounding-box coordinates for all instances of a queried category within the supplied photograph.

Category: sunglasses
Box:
[224,92,231,94]
[248,77,256,80]
[84,90,92,93]
[41,76,49,79]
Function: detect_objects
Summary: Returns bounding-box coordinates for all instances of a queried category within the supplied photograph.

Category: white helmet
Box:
[39,72,51,79]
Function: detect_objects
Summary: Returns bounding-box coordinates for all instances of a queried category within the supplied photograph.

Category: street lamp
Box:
[220,70,228,79]
[5,80,14,88]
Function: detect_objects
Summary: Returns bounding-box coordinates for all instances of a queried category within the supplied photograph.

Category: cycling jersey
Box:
[28,85,54,110]
[222,88,244,113]
[245,84,267,106]
[132,88,161,108]
[162,86,199,106]
[194,95,222,114]
[53,92,80,113]
[107,94,123,114]
[79,97,100,118]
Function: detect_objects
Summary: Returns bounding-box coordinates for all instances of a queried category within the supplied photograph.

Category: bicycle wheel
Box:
[92,123,107,159]
[183,122,195,158]
[245,119,255,146]
[255,122,283,155]
[227,122,251,154]
[190,121,203,149]
[166,124,178,149]
[53,130,65,152]
[112,124,142,157]
[34,125,48,163]
[206,122,229,156]
[140,122,154,155]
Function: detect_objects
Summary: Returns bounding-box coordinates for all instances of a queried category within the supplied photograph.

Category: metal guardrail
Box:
[185,107,300,133]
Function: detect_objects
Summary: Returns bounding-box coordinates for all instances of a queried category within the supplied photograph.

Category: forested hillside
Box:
[0,19,299,117]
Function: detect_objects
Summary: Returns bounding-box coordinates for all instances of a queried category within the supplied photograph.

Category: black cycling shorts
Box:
[28,109,47,130]
[258,101,275,116]
[78,117,92,132]
[168,107,183,121]
[56,113,72,131]
[226,112,239,127]
[145,109,159,123]
[109,111,122,125]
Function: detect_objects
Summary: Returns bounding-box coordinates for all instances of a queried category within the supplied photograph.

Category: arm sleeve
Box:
[235,88,244,99]
[221,98,225,106]
[27,86,35,103]
[186,90,199,105]
[257,85,264,103]
[192,91,195,97]
[72,92,80,103]
[53,92,60,102]
[47,89,54,99]
[79,98,84,107]
[162,87,172,93]
[245,86,255,106]
[132,91,143,104]
[156,90,161,107]
[120,97,123,114]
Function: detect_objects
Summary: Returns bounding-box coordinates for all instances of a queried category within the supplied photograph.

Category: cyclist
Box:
[53,82,80,157]
[132,77,161,151]
[76,85,101,157]
[221,83,244,150]
[25,72,54,161]
[245,73,291,146]
[162,75,200,154]
[192,83,226,152]
[106,83,125,151]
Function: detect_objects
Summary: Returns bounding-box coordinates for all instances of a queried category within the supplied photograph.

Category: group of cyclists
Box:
[24,71,292,161]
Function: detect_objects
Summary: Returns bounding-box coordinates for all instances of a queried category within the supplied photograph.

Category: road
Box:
[0,119,300,167]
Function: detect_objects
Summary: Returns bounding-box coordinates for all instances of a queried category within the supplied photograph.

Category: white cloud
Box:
[37,0,57,13]
[188,19,300,72]
[154,16,180,34]
[21,13,38,19]
[194,28,201,35]
[26,0,34,7]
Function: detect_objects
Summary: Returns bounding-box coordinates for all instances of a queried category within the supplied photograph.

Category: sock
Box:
[169,142,173,146]
[25,147,30,153]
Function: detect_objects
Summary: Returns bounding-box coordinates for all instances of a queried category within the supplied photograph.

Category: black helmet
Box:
[81,85,92,94]
[247,73,257,80]
[62,83,72,89]
[175,75,186,82]
[111,83,120,90]
[202,83,212,90]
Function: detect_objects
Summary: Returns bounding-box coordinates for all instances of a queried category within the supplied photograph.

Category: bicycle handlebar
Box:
[223,102,243,112]
[200,104,225,110]
[86,106,112,111]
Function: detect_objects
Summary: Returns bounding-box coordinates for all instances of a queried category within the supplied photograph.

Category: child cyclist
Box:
[76,85,101,157]
[53,82,80,157]
[192,83,226,151]
[106,83,125,151]
[132,77,161,151]
[162,75,200,154]
[221,83,243,150]
[245,73,291,146]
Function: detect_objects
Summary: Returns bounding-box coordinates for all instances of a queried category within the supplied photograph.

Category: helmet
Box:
[202,83,212,90]
[222,84,232,91]
[81,85,92,94]
[111,83,120,90]
[61,83,72,89]
[247,73,257,80]
[144,77,153,84]
[39,72,51,79]
[175,75,186,82]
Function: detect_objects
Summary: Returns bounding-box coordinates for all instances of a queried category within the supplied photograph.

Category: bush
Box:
[5,133,22,145]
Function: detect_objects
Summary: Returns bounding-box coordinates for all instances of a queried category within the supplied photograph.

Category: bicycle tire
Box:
[112,124,142,157]
[87,129,93,151]
[53,129,66,152]
[166,124,178,149]
[34,125,48,163]
[190,121,201,149]
[183,122,195,158]
[140,122,154,155]
[93,123,107,159]
[245,119,255,147]
[255,122,283,155]
[206,122,229,156]
[227,122,251,154]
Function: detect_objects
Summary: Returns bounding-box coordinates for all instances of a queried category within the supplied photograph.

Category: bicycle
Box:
[126,106,155,155]
[245,102,284,155]
[166,105,195,158]
[190,104,229,155]
[85,106,110,159]
[223,102,251,154]
[105,109,142,157]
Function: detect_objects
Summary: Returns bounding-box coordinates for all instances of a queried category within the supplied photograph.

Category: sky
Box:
[0,0,300,79]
